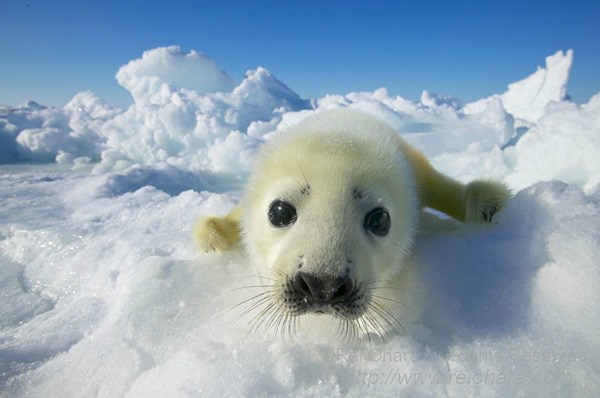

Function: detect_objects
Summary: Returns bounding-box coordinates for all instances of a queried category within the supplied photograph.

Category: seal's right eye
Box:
[269,200,297,227]
[364,207,391,236]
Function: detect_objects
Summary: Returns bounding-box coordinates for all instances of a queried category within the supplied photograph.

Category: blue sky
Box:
[2,0,599,107]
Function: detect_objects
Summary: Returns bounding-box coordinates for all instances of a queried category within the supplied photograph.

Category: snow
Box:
[116,46,236,100]
[465,50,574,125]
[1,47,599,397]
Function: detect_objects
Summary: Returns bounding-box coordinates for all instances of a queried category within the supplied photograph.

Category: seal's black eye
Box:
[364,207,390,236]
[269,200,297,227]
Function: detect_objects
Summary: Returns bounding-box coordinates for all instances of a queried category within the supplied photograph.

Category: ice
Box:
[2,47,596,191]
[464,50,573,125]
[99,49,310,174]
[506,95,600,192]
[116,46,236,101]
[0,93,120,164]
[1,47,600,396]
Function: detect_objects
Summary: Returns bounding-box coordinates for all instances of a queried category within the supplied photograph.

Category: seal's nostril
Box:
[332,277,354,303]
[294,272,329,302]
[294,273,311,296]
[294,271,354,305]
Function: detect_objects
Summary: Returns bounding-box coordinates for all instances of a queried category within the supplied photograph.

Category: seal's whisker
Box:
[354,315,372,344]
[233,293,278,321]
[362,279,406,292]
[361,279,397,290]
[227,284,279,293]
[257,275,281,283]
[353,320,364,348]
[339,321,347,346]
[268,268,287,279]
[248,301,279,334]
[336,317,348,344]
[284,313,293,338]
[286,312,296,339]
[229,264,407,342]
[295,163,311,193]
[270,310,281,336]
[231,294,275,315]
[341,319,351,344]
[350,321,361,348]
[230,289,276,311]
[370,294,415,311]
[369,285,404,292]
[361,311,388,344]
[336,318,344,340]
[274,311,287,337]
[291,315,300,341]
[369,300,406,335]
[264,302,286,334]
[371,305,404,335]
[346,322,358,348]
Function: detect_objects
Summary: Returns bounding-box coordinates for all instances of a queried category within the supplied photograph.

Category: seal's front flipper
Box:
[193,206,242,252]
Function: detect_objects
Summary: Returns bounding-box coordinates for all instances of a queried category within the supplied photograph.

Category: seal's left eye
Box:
[269,200,297,227]
[364,207,390,236]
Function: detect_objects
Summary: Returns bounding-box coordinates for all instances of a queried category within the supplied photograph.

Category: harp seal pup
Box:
[194,109,510,337]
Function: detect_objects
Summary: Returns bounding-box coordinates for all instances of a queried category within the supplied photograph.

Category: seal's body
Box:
[194,110,510,336]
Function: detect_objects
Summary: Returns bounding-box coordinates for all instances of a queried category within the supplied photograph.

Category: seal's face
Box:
[264,180,394,319]
[241,112,418,336]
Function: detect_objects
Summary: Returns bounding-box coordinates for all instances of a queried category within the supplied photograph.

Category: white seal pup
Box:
[194,109,510,338]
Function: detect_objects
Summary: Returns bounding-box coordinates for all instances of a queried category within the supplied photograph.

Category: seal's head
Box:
[241,110,418,331]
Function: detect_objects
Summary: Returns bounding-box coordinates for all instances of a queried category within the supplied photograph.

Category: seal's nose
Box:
[294,271,354,305]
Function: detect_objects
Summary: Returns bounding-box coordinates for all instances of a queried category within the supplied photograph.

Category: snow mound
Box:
[0,93,120,165]
[98,49,310,174]
[465,50,573,124]
[2,47,599,194]
[0,174,598,396]
[116,46,236,101]
[506,95,600,192]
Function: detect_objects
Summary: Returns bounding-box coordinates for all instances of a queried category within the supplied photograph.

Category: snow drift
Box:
[1,47,599,397]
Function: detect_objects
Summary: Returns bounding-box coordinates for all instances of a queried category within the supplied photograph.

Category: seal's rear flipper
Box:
[463,180,511,223]
[397,138,510,223]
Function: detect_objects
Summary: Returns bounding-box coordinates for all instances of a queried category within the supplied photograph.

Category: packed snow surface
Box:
[1,46,599,397]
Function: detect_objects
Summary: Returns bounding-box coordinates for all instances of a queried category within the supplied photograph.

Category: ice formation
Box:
[1,47,599,397]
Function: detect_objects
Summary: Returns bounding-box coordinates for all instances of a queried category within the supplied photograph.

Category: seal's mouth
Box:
[281,277,368,319]
[304,304,334,315]
[233,276,405,341]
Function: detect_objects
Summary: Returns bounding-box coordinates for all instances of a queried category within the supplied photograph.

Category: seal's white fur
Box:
[242,111,419,282]
[194,109,510,337]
